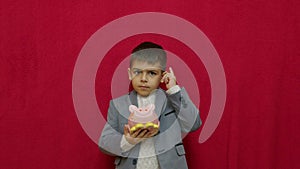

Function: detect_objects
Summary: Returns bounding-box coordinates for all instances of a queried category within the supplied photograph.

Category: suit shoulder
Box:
[111,93,129,102]
[109,92,131,108]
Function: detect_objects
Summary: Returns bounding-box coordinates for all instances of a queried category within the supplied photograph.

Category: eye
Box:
[133,70,141,75]
[148,71,157,76]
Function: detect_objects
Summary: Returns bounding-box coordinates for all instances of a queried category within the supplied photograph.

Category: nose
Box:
[140,72,148,82]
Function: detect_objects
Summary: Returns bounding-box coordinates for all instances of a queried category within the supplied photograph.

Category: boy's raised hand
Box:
[161,67,177,89]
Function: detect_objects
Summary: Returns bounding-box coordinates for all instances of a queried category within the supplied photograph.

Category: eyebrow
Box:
[132,68,162,72]
[131,69,164,78]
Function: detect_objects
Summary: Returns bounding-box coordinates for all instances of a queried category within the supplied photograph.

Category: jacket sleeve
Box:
[98,100,130,157]
[167,87,202,133]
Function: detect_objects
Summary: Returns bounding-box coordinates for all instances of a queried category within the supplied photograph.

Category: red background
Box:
[0,0,299,169]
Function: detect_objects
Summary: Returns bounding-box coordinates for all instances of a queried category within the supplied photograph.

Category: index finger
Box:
[169,67,174,76]
[131,128,143,137]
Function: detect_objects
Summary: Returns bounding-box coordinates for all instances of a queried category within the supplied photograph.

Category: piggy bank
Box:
[128,104,159,133]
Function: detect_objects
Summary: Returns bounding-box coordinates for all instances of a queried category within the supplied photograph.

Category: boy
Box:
[99,42,201,169]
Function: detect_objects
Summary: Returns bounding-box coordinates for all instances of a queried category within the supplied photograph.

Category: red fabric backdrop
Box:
[0,0,299,169]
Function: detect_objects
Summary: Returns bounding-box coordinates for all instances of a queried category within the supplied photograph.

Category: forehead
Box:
[131,60,162,69]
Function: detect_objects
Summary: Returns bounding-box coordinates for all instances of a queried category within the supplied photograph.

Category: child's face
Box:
[128,60,163,97]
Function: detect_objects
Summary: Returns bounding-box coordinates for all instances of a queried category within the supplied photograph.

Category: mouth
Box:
[138,86,150,90]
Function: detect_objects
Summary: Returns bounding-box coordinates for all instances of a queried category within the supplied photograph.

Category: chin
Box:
[137,91,150,97]
[139,93,150,97]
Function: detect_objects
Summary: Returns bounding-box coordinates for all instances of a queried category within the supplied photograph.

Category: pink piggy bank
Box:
[128,104,159,133]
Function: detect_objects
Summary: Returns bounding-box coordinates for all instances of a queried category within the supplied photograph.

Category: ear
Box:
[129,105,138,112]
[128,68,132,80]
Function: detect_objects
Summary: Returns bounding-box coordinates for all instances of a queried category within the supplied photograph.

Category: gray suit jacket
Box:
[99,88,201,169]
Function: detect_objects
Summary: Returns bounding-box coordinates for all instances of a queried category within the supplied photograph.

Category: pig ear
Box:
[129,105,138,112]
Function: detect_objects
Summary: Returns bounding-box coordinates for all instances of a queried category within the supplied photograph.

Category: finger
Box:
[147,128,158,138]
[137,129,148,138]
[141,129,149,137]
[161,73,168,83]
[131,128,143,138]
[136,129,143,138]
[145,126,156,134]
[145,127,153,138]
[146,128,157,138]
[169,67,174,76]
[146,126,154,131]
[150,128,159,135]
[163,73,171,83]
[136,128,146,137]
[143,132,152,138]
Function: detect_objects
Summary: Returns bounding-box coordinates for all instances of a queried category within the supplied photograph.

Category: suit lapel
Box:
[129,90,138,107]
[154,89,167,118]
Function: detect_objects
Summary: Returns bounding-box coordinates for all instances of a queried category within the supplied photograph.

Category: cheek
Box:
[131,78,140,88]
[131,79,137,86]
[151,78,161,87]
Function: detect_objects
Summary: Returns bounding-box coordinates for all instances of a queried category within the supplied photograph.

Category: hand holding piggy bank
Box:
[128,104,160,133]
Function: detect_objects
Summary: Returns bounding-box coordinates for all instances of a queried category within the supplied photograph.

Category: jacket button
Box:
[132,158,137,165]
